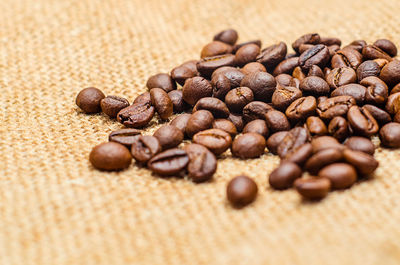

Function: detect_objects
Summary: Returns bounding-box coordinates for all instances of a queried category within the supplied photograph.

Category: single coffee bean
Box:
[320,36,341,46]
[331,84,366,105]
[231,133,266,159]
[328,116,349,142]
[272,57,299,76]
[193,97,230,118]
[385,92,400,114]
[109,128,141,147]
[362,104,391,125]
[299,76,330,96]
[212,119,237,138]
[182,77,213,106]
[344,136,375,155]
[193,128,232,155]
[306,116,328,136]
[235,44,260,67]
[117,102,155,128]
[243,119,269,139]
[170,113,191,134]
[285,96,317,123]
[153,125,184,150]
[271,86,302,110]
[147,148,189,176]
[379,122,400,148]
[233,40,262,53]
[379,60,400,87]
[76,87,105,113]
[213,29,238,45]
[240,71,276,101]
[200,41,233,58]
[331,48,363,70]
[212,67,245,88]
[277,127,310,158]
[275,74,297,87]
[307,65,324,78]
[326,67,357,89]
[228,113,245,132]
[360,76,388,105]
[186,110,214,138]
[256,42,287,70]
[374,39,397,57]
[146,73,176,92]
[227,176,258,207]
[299,44,315,54]
[170,60,199,86]
[347,106,379,137]
[269,162,302,190]
[319,163,357,189]
[305,148,343,175]
[241,62,267,75]
[168,90,189,113]
[211,73,231,99]
[150,88,173,120]
[89,142,131,171]
[133,91,151,105]
[299,44,330,71]
[100,95,130,118]
[344,40,367,53]
[184,144,217,183]
[292,33,321,53]
[357,60,380,81]
[242,101,274,123]
[265,110,291,132]
[197,54,236,78]
[311,136,343,153]
[292,66,306,81]
[282,143,313,166]
[294,178,331,200]
[391,83,400,95]
[131,135,161,163]
[343,149,378,176]
[225,87,254,113]
[362,44,392,61]
[317,95,356,120]
[266,131,289,154]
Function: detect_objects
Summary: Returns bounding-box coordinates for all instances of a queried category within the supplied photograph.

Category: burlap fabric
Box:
[1,0,400,264]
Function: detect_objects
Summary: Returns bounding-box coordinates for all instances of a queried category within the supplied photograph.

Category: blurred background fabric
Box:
[1,0,400,264]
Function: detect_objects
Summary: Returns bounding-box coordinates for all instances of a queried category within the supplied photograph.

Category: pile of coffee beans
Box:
[77,29,400,208]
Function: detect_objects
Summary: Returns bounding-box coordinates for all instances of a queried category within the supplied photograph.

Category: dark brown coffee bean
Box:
[147,148,189,176]
[168,90,189,113]
[275,74,297,87]
[272,57,300,76]
[277,127,310,158]
[200,41,233,58]
[311,136,343,153]
[197,54,236,78]
[292,33,321,53]
[182,77,213,106]
[233,39,262,52]
[256,42,287,70]
[242,101,274,123]
[117,102,155,128]
[282,143,313,166]
[153,125,184,150]
[266,131,289,154]
[307,65,324,78]
[294,178,331,200]
[362,104,391,125]
[213,29,238,45]
[265,110,291,132]
[299,44,315,54]
[357,60,380,81]
[328,116,349,142]
[240,71,276,101]
[133,91,151,105]
[131,135,161,163]
[232,133,266,159]
[271,86,302,110]
[344,136,375,155]
[193,128,232,155]
[100,95,130,118]
[380,60,400,87]
[374,39,397,57]
[170,113,191,134]
[228,113,245,132]
[212,67,245,88]
[320,36,341,46]
[292,66,306,81]
[241,62,267,75]
[243,119,269,139]
[286,96,317,123]
[76,87,105,113]
[317,95,356,120]
[331,84,366,105]
[360,76,388,105]
[305,148,343,175]
[184,143,217,182]
[146,73,176,92]
[326,67,357,90]
[386,92,400,114]
[225,87,254,113]
[234,44,260,67]
[269,162,302,190]
[227,176,258,207]
[89,142,131,171]
[212,119,237,138]
[347,106,379,137]
[380,122,400,148]
[306,116,328,136]
[211,73,231,99]
[299,76,330,96]
[193,97,230,118]
[319,163,357,189]
[331,49,363,70]
[362,45,392,61]
[343,149,378,176]
[344,40,367,53]
[150,88,173,120]
[171,60,199,86]
[299,44,330,71]
[185,110,214,138]
[109,128,141,147]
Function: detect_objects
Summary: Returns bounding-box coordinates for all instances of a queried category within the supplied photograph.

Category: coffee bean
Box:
[243,119,269,139]
[380,60,400,87]
[320,36,341,46]
[76,87,105,113]
[131,135,161,163]
[299,44,330,71]
[225,87,254,113]
[299,44,315,54]
[275,74,297,87]
[292,33,321,53]
[311,136,343,153]
[307,65,324,78]
[100,95,130,118]
[171,60,199,86]
[374,58,389,70]
[197,54,236,78]
[343,149,378,176]
[305,116,327,136]
[240,71,276,101]
[168,90,189,113]
[211,73,231,99]
[277,127,310,158]
[232,133,266,159]
[109,128,141,147]
[266,131,289,154]
[318,163,357,189]
[212,119,237,138]
[193,97,230,118]
[89,142,131,171]
[272,57,300,76]
[347,106,378,137]
[344,40,367,53]
[356,60,380,81]
[133,91,151,105]
[326,67,357,89]
[282,143,313,166]
[117,102,155,128]
[241,62,267,75]
[153,125,184,150]
[184,144,217,182]
[264,110,290,133]
[269,162,302,190]
[228,113,245,132]
[362,44,392,61]
[256,42,287,70]
[385,92,400,114]
[182,77,213,106]
[227,176,258,207]
[317,95,356,120]
[146,73,176,92]
[305,148,343,175]
[193,128,232,155]
[379,122,400,148]
[150,88,173,120]
[200,41,233,58]
[294,178,331,200]
[299,76,330,96]
[328,116,349,142]
[147,148,189,176]
[212,67,245,88]
[360,76,388,105]
[331,48,363,70]
[331,84,366,105]
[242,101,274,123]
[362,104,391,125]
[235,44,260,67]
[286,96,317,123]
[292,66,306,81]
[233,40,262,53]
[374,39,397,57]
[213,29,238,45]
[170,113,191,134]
[271,86,302,110]
[186,110,214,138]
[344,136,375,155]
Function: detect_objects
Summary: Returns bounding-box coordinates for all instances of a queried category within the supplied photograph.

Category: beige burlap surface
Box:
[1,0,400,264]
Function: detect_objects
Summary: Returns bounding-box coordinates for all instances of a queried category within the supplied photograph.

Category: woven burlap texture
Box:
[1,0,400,264]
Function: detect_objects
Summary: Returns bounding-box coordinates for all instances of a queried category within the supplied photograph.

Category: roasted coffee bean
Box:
[168,90,189,113]
[391,83,400,95]
[374,39,397,57]
[317,95,356,120]
[331,84,366,105]
[344,40,367,53]
[286,96,317,122]
[225,87,254,113]
[360,76,388,105]
[282,143,313,166]
[347,106,378,137]
[256,42,287,69]
[117,102,155,128]
[193,97,230,118]
[305,148,343,175]
[277,127,310,158]
[228,113,245,132]
[235,44,260,67]
[294,178,331,200]
[100,95,130,118]
[76,87,105,113]
[344,136,375,155]
[200,41,233,58]
[266,131,289,154]
[269,162,302,190]
[275,74,297,87]
[357,60,380,81]
[299,44,315,54]
[146,73,176,92]
[307,65,324,78]
[184,144,217,183]
[328,116,349,142]
[331,48,363,70]
[242,101,274,122]
[299,76,330,96]
[386,92,400,114]
[272,57,300,76]
[379,122,400,148]
[319,163,357,189]
[89,142,132,171]
[292,33,321,53]
[320,36,341,46]
[153,125,184,150]
[109,128,141,147]
[227,176,258,207]
[211,73,231,99]
[243,119,269,139]
[328,45,340,57]
[171,60,199,86]
[193,128,232,155]
[197,54,236,78]
[362,104,391,125]
[299,44,330,71]
[311,136,343,153]
[150,88,173,120]
[131,135,161,163]
[343,149,378,176]
[292,66,306,81]
[170,113,191,134]
[182,77,213,106]
[362,45,392,61]
[240,71,276,101]
[241,62,267,75]
[147,148,189,176]
[232,133,266,159]
[271,86,302,110]
[186,110,214,138]
[306,116,328,136]
[212,119,237,138]
[213,29,238,45]
[326,67,357,90]
[212,67,245,88]
[133,91,151,105]
[265,110,291,132]
[380,60,400,87]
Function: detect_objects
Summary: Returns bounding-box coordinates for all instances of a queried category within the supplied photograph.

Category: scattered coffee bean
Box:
[331,48,363,70]
[379,122,400,148]
[305,148,343,175]
[193,97,230,118]
[235,44,260,67]
[233,40,262,53]
[266,131,289,154]
[242,101,274,123]
[331,84,366,105]
[225,87,254,113]
[272,57,300,76]
[299,76,330,96]
[385,92,400,114]
[117,102,155,128]
[240,71,276,101]
[109,128,141,147]
[361,76,388,105]
[243,119,269,139]
[285,96,317,123]
[76,87,105,113]
[265,110,291,132]
[311,136,343,153]
[318,163,357,189]
[294,178,331,200]
[271,86,302,110]
[282,143,313,166]
[212,119,237,138]
[197,54,236,78]
[89,142,131,171]
[150,88,173,120]
[133,91,151,105]
[328,116,349,142]
[277,127,310,158]
[186,110,214,138]
[182,76,213,106]
[256,42,287,70]
[326,67,357,89]
[269,162,302,190]
[228,113,245,132]
[200,41,233,58]
[170,113,191,134]
[211,73,231,99]
[317,95,356,120]
[362,104,391,125]
[241,62,267,75]
[380,60,400,87]
[347,105,378,137]
[131,135,161,164]
[212,67,245,88]
[213,29,238,45]
[357,60,380,81]
[146,73,176,92]
[193,128,232,155]
[362,44,392,61]
[307,65,324,78]
[227,175,258,207]
[344,40,367,53]
[184,144,217,182]
[275,74,296,87]
[232,133,266,159]
[343,149,378,176]
[373,39,397,57]
[306,116,328,136]
[147,148,189,176]
[171,60,199,86]
[100,95,130,118]
[168,90,189,113]
[153,125,184,150]
[299,44,330,71]
[292,33,320,53]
